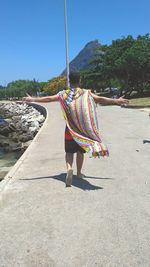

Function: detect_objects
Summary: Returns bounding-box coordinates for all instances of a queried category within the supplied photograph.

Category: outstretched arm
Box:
[22,94,59,103]
[91,93,129,106]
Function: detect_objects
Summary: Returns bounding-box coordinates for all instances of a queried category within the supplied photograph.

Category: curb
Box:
[122,105,150,109]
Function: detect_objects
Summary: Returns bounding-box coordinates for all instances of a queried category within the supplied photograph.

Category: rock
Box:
[9,123,16,131]
[6,142,23,152]
[10,133,19,142]
[0,136,10,146]
[0,134,7,140]
[0,118,8,125]
[19,133,33,142]
[0,137,22,151]
[22,140,32,150]
[11,115,22,123]
[30,120,39,129]
[4,119,12,123]
[37,115,45,123]
[29,127,38,134]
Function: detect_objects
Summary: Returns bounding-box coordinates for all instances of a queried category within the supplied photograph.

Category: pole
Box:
[64,0,70,87]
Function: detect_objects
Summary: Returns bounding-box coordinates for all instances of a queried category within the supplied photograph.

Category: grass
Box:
[129,97,150,106]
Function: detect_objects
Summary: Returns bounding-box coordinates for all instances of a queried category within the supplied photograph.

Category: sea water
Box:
[0,115,23,180]
[0,148,23,180]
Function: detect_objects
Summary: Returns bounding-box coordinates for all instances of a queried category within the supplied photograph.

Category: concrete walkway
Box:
[0,103,150,267]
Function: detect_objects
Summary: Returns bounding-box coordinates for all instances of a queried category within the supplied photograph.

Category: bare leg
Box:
[65,153,73,186]
[65,153,74,171]
[76,151,84,178]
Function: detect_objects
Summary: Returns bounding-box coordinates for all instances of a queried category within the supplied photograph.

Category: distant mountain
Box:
[61,40,101,75]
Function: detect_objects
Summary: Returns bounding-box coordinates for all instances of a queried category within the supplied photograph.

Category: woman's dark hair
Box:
[69,72,80,84]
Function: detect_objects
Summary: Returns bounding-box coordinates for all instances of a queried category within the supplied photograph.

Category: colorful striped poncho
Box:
[58,87,109,158]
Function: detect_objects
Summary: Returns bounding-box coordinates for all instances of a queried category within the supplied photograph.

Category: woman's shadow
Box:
[20,173,113,191]
[143,139,150,144]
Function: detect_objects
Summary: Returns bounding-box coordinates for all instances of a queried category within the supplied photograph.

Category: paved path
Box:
[0,103,150,267]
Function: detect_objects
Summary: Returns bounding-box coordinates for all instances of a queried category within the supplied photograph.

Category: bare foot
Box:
[77,173,86,179]
[66,169,73,187]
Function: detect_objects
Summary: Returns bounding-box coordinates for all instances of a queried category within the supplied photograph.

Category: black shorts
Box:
[65,139,86,154]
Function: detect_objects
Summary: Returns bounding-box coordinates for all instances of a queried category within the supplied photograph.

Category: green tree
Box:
[86,34,150,97]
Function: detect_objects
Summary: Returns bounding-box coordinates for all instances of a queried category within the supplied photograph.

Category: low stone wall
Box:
[29,103,47,118]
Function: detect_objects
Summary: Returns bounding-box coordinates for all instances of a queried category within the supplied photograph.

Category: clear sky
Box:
[0,0,149,86]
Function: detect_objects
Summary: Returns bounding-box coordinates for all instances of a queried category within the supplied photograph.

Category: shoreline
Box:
[0,102,48,194]
[0,150,23,181]
[0,101,46,182]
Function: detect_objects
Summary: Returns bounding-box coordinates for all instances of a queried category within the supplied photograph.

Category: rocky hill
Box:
[61,40,101,75]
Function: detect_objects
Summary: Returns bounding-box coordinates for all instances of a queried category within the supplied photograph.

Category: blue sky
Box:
[0,0,149,86]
